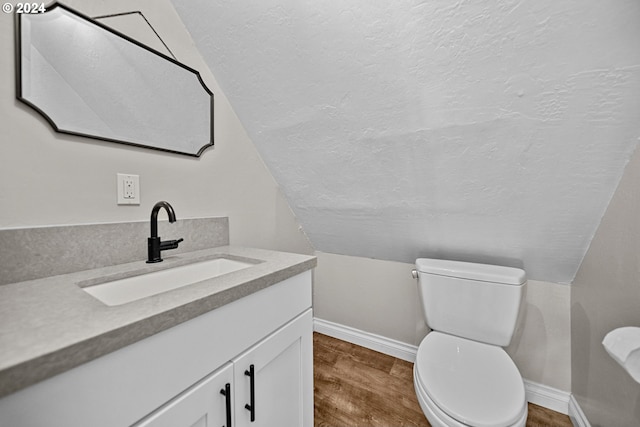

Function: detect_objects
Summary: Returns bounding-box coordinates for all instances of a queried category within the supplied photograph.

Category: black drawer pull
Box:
[220,382,232,427]
[244,364,256,422]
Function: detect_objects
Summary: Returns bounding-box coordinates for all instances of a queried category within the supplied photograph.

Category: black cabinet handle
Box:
[220,383,232,427]
[244,364,256,422]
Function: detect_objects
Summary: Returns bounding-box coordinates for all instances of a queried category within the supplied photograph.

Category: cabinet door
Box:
[233,309,313,427]
[135,363,234,427]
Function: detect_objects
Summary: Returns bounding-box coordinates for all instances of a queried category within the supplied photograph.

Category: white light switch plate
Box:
[117,173,140,205]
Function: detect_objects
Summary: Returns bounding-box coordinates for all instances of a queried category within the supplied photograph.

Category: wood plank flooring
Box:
[313,332,573,427]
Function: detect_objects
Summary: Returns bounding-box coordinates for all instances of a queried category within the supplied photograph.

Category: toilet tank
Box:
[415,258,526,347]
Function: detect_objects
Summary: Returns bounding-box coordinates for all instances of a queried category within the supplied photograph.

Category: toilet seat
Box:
[414,332,527,427]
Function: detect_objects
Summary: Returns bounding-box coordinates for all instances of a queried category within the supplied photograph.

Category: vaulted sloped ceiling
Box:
[171,0,640,284]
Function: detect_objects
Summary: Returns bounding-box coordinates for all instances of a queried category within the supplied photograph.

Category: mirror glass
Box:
[16,3,213,157]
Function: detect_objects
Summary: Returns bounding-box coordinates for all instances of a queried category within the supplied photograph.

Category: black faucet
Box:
[146,201,183,263]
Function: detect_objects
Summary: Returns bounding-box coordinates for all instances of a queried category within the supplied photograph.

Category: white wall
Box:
[314,252,571,392]
[507,280,571,392]
[313,252,428,346]
[572,144,640,426]
[0,0,312,256]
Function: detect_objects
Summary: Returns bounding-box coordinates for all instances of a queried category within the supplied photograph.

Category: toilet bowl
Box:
[413,332,527,427]
[413,258,528,427]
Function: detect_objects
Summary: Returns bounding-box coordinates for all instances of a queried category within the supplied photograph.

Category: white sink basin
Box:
[82,258,254,306]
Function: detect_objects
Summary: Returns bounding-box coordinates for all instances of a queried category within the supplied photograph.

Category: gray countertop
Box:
[0,246,316,398]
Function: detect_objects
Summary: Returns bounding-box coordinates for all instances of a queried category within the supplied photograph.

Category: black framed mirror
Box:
[15,2,214,157]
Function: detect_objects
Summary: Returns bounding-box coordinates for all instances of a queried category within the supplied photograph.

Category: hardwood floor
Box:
[313,332,573,427]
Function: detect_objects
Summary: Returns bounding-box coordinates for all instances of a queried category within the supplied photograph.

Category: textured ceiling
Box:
[171,0,640,283]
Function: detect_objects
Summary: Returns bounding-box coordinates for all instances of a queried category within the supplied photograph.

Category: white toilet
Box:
[413,258,528,427]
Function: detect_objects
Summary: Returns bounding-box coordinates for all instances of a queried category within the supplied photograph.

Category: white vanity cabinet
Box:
[0,270,313,427]
[136,309,312,427]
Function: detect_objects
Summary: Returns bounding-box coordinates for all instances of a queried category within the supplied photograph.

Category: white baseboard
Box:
[523,379,570,415]
[568,394,591,427]
[313,317,574,417]
[313,318,418,362]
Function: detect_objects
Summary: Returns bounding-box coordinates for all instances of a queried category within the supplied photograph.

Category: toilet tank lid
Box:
[415,259,526,285]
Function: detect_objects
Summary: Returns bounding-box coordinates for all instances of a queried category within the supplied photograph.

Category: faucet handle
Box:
[160,238,183,250]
